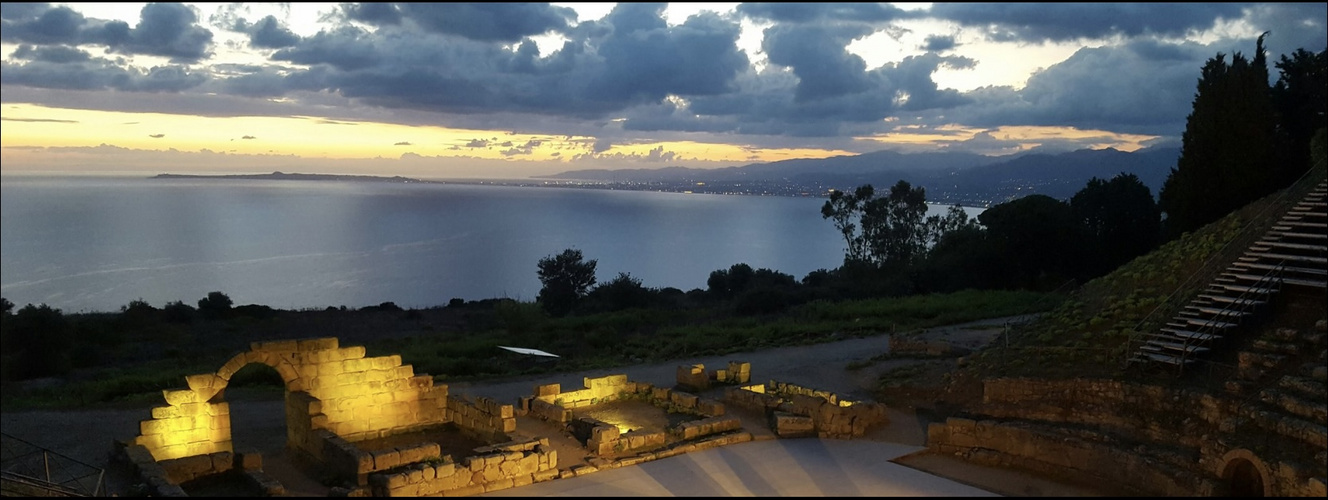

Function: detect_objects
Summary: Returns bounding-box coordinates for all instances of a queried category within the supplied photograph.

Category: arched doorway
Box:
[1219,449,1270,497]
[224,363,288,455]
[1227,459,1264,497]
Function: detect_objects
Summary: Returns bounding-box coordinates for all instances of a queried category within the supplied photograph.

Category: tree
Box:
[1160,33,1282,237]
[197,291,233,319]
[1272,48,1328,181]
[821,180,931,268]
[979,195,1085,289]
[1070,173,1162,277]
[586,272,654,312]
[3,304,73,379]
[536,248,597,317]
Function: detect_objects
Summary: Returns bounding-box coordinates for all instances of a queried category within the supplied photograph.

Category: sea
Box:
[0,176,984,313]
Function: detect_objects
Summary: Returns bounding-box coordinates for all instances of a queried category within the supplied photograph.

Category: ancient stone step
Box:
[1251,240,1328,252]
[1195,294,1266,308]
[1142,339,1209,355]
[1172,318,1239,330]
[1182,305,1251,318]
[1158,328,1220,342]
[1267,230,1328,240]
[1247,409,1327,449]
[1242,251,1328,265]
[1279,375,1327,401]
[1307,362,1328,383]
[1208,282,1279,295]
[1272,221,1328,230]
[1259,388,1328,425]
[1272,328,1302,341]
[1252,339,1300,355]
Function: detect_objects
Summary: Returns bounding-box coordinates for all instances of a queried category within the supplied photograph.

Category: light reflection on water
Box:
[0,176,981,313]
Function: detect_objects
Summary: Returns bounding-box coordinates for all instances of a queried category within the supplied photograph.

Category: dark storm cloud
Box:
[1244,3,1328,60]
[762,23,874,102]
[346,3,576,42]
[239,15,300,49]
[263,4,747,119]
[583,6,748,103]
[342,3,402,25]
[921,35,957,52]
[737,3,911,23]
[946,39,1213,135]
[10,44,92,64]
[927,3,1247,43]
[0,56,206,93]
[0,3,213,62]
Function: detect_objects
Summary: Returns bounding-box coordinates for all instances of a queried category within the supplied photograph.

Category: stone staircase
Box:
[1133,181,1328,370]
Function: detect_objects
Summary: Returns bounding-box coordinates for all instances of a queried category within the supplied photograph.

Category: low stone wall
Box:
[310,392,516,486]
[974,377,1328,497]
[724,381,888,438]
[928,417,1217,496]
[714,361,752,385]
[447,395,516,443]
[368,437,558,497]
[111,441,272,497]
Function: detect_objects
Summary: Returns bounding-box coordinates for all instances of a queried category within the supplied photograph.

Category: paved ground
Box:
[480,439,998,497]
[1,314,1116,497]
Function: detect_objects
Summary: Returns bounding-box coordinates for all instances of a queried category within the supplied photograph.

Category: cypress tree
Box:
[1160,33,1281,237]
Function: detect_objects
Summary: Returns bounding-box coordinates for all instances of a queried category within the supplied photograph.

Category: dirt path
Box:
[1,314,1074,497]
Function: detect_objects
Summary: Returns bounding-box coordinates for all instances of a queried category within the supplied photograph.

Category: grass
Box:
[959,168,1327,382]
[1,288,1062,410]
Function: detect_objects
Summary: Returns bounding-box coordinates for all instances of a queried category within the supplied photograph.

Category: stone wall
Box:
[723,380,888,439]
[368,437,559,497]
[928,417,1216,496]
[132,338,452,462]
[447,395,516,442]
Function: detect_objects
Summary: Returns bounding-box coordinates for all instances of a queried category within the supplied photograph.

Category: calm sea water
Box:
[0,176,983,313]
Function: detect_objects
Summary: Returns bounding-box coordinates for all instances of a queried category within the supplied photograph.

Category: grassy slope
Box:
[959,166,1327,382]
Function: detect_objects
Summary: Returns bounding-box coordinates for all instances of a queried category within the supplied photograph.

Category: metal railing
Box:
[0,433,105,497]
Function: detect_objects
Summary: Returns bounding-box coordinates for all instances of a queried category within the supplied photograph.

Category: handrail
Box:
[0,432,105,497]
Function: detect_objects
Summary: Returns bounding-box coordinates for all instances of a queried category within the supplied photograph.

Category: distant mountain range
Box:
[542,145,1182,205]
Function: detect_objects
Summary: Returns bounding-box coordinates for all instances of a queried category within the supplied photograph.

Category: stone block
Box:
[772,411,815,438]
[162,389,199,406]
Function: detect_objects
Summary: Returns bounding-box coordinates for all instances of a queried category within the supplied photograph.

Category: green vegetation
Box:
[0,287,1059,410]
[962,165,1326,381]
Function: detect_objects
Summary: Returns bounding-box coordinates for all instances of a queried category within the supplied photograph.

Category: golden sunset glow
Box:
[862,124,1159,153]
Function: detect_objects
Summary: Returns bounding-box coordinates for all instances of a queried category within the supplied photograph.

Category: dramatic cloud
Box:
[0,3,214,62]
[927,3,1247,42]
[945,39,1214,135]
[737,3,912,24]
[238,15,300,49]
[344,3,576,42]
[1,1,1324,172]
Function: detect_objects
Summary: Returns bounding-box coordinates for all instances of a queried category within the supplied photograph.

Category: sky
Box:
[1,2,1325,179]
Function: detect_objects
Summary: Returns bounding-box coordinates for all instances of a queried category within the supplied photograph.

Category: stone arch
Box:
[1218,449,1272,497]
[132,337,454,464]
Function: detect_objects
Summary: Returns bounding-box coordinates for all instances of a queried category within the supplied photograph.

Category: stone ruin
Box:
[113,337,555,496]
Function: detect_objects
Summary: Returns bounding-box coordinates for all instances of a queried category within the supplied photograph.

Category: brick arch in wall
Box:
[1217,448,1272,497]
[132,338,452,462]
